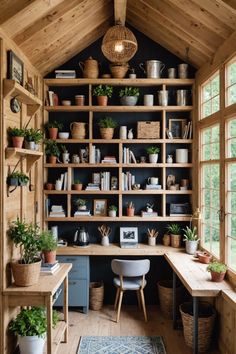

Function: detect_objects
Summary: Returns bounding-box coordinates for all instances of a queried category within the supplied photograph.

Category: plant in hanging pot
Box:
[44,139,60,164]
[119,87,140,106]
[72,179,83,191]
[166,223,181,248]
[40,230,57,264]
[9,307,59,354]
[8,127,25,148]
[126,201,135,217]
[7,171,20,186]
[45,121,63,140]
[207,261,227,282]
[17,172,30,186]
[8,218,42,286]
[74,198,87,211]
[93,85,113,106]
[146,146,160,163]
[25,128,43,150]
[108,205,118,217]
[98,116,117,140]
[183,226,199,255]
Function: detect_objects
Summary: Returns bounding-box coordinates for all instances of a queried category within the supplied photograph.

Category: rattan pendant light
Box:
[101,23,138,63]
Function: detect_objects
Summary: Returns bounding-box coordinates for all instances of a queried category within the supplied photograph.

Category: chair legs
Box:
[136,290,141,309]
[140,289,148,322]
[114,288,120,310]
[116,289,124,323]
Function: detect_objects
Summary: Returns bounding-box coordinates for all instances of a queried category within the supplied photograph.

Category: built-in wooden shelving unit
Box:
[5,147,43,172]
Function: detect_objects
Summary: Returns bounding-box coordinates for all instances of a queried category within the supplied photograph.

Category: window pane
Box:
[212,96,220,114]
[228,85,236,106]
[201,125,219,161]
[203,101,211,118]
[228,237,236,271]
[201,73,220,119]
[212,76,220,96]
[228,61,236,86]
[203,83,211,101]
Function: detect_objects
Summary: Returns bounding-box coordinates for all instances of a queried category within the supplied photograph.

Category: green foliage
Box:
[44,139,60,157]
[60,144,68,153]
[93,85,113,98]
[166,223,181,235]
[9,307,59,337]
[98,116,117,128]
[73,198,86,207]
[8,171,29,185]
[9,218,42,264]
[119,87,140,97]
[25,128,43,143]
[207,261,227,273]
[74,179,81,184]
[40,230,57,251]
[146,146,160,154]
[183,226,199,241]
[126,201,134,209]
[46,121,63,130]
[8,127,25,137]
[108,205,118,211]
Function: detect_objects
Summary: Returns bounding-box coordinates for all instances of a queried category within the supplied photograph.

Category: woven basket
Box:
[100,128,114,140]
[89,282,104,310]
[137,121,160,139]
[11,260,41,287]
[180,302,216,352]
[110,63,129,78]
[157,280,184,318]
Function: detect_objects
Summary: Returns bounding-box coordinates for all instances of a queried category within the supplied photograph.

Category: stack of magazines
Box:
[40,261,60,275]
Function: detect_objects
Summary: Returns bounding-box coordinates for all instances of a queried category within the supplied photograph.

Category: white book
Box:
[48,91,54,106]
[63,172,68,190]
[60,173,64,184]
[130,150,137,164]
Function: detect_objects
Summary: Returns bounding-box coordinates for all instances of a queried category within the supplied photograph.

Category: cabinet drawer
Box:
[68,267,88,280]
[54,279,88,307]
[57,255,88,269]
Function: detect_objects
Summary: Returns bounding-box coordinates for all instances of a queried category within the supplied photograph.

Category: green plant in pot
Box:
[25,128,43,150]
[40,230,57,264]
[126,201,135,217]
[74,198,87,211]
[98,116,117,140]
[9,307,59,354]
[44,139,60,164]
[207,261,227,282]
[93,85,113,106]
[72,179,83,191]
[183,226,199,255]
[45,121,63,140]
[9,218,42,286]
[146,146,160,163]
[8,127,25,148]
[108,205,118,217]
[166,223,181,248]
[119,87,140,106]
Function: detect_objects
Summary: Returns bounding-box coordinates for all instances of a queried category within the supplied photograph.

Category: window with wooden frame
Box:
[200,72,220,119]
[226,59,236,107]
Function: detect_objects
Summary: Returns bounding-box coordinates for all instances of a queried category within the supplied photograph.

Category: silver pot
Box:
[74,227,89,246]
[139,60,165,78]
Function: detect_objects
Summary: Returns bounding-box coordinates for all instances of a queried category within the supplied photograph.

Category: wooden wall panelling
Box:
[114,0,127,25]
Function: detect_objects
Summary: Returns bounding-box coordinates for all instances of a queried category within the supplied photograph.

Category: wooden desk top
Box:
[3,263,72,296]
[164,252,232,297]
[56,243,184,256]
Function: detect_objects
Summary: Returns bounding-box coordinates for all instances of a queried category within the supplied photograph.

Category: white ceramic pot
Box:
[148,237,156,246]
[109,210,117,217]
[18,335,45,354]
[58,132,69,139]
[144,94,154,106]
[119,126,127,139]
[120,96,138,106]
[55,179,63,191]
[101,236,109,246]
[176,149,188,163]
[149,154,158,163]
[185,240,198,255]
[34,144,39,151]
[62,153,70,164]
[25,141,35,150]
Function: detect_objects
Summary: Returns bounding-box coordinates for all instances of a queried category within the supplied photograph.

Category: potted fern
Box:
[119,87,140,106]
[45,121,63,140]
[72,179,83,191]
[40,230,57,264]
[108,205,118,217]
[166,223,181,248]
[25,128,43,150]
[45,139,60,164]
[146,146,160,163]
[93,85,113,106]
[183,226,199,254]
[98,116,117,140]
[74,198,87,211]
[8,127,25,148]
[207,261,227,282]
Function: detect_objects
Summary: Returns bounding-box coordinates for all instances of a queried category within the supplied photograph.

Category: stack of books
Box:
[141,211,158,217]
[74,209,91,217]
[122,171,135,190]
[90,145,101,163]
[145,184,162,190]
[47,90,59,106]
[49,205,66,218]
[123,147,136,163]
[85,183,100,191]
[57,173,68,190]
[101,171,111,190]
[101,156,117,164]
[41,261,60,275]
[55,70,76,78]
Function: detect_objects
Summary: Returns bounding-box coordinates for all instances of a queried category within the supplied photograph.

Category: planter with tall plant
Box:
[183,226,199,254]
[93,85,113,106]
[146,146,160,163]
[45,139,60,164]
[98,116,117,140]
[25,128,43,150]
[8,127,25,148]
[166,223,181,248]
[119,87,140,106]
[40,230,57,264]
[45,121,63,140]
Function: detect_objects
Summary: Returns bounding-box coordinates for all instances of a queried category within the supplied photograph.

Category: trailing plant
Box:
[119,87,140,97]
[45,121,63,130]
[25,128,43,143]
[44,139,60,157]
[98,116,117,128]
[207,261,227,274]
[73,198,87,207]
[9,307,59,337]
[166,223,181,235]
[183,226,199,241]
[40,230,57,252]
[8,127,25,137]
[126,201,135,209]
[93,85,113,97]
[146,146,160,154]
[108,205,118,211]
[8,218,42,264]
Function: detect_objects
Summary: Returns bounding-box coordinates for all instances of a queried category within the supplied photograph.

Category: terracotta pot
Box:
[43,250,56,264]
[127,208,135,217]
[100,128,114,140]
[210,271,226,282]
[171,234,181,248]
[12,136,24,148]
[97,96,108,106]
[45,183,54,190]
[48,155,57,164]
[73,184,83,191]
[48,127,58,140]
[11,260,41,287]
[198,252,212,264]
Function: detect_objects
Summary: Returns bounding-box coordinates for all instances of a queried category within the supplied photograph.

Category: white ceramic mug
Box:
[148,177,158,185]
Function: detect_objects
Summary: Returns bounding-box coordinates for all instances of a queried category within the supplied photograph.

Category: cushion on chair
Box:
[113,276,147,290]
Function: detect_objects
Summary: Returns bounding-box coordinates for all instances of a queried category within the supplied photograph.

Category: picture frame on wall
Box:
[169,118,187,139]
[7,50,24,86]
[93,199,107,216]
[120,227,138,248]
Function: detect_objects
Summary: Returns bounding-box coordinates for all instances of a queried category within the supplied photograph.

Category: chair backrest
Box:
[111,259,150,277]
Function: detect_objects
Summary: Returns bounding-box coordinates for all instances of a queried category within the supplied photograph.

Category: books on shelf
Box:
[141,211,158,217]
[101,155,117,164]
[74,210,91,216]
[145,184,162,190]
[182,121,193,139]
[90,145,101,163]
[101,171,111,190]
[123,147,137,164]
[55,70,76,79]
[122,171,135,191]
[47,90,59,106]
[40,262,60,275]
[85,183,100,191]
[49,205,66,218]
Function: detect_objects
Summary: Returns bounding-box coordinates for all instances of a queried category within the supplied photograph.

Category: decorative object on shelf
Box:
[119,86,139,106]
[25,128,43,150]
[45,139,60,164]
[79,56,99,78]
[176,89,188,106]
[146,146,160,163]
[197,251,212,264]
[139,60,165,78]
[146,203,154,213]
[137,121,160,139]
[166,154,173,163]
[10,97,21,113]
[74,198,87,211]
[168,67,176,78]
[126,201,135,217]
[129,68,136,79]
[158,90,169,106]
[207,261,227,282]
[162,233,171,246]
[108,205,117,217]
[101,23,137,63]
[98,224,111,246]
[61,100,71,106]
[94,199,107,216]
[73,179,83,191]
[120,227,138,248]
[111,176,118,190]
[72,154,80,164]
[167,175,176,189]
[143,94,154,106]
[58,132,69,139]
[169,203,191,216]
[119,125,127,139]
[166,128,173,139]
[61,144,70,164]
[70,121,86,139]
[127,128,133,139]
[183,226,199,255]
[166,224,181,248]
[55,69,76,78]
[51,225,58,242]
[25,76,36,95]
[75,94,85,106]
[8,127,25,148]
[45,121,63,140]
[132,183,141,190]
[7,50,24,85]
[98,116,117,139]
[180,178,189,190]
[93,85,113,106]
[74,227,90,246]
[40,230,57,264]
[169,118,187,139]
[148,177,158,185]
[190,207,201,228]
[178,63,188,79]
[80,147,89,163]
[140,156,146,163]
[55,178,63,191]
[45,182,54,190]
[110,62,129,78]
[176,148,188,163]
[147,228,158,246]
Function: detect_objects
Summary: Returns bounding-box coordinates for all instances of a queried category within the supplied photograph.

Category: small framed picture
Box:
[94,199,107,216]
[7,50,24,86]
[120,227,138,243]
[92,173,101,184]
[169,119,187,139]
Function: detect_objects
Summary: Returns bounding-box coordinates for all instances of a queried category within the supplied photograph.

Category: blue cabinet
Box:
[54,256,90,313]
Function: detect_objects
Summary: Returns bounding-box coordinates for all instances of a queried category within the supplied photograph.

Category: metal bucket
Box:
[158,90,168,106]
[139,60,165,78]
[177,90,188,106]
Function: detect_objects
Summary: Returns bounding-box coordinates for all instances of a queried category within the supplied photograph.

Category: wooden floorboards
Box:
[57,305,220,354]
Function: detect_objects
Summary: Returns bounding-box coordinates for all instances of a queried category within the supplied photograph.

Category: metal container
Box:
[177,90,188,106]
[139,60,165,78]
[158,90,168,106]
[178,63,188,79]
[74,227,89,246]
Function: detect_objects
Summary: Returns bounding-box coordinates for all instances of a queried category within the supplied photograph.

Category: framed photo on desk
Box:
[120,227,138,248]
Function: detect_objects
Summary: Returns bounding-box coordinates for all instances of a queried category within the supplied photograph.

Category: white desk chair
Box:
[111,259,150,323]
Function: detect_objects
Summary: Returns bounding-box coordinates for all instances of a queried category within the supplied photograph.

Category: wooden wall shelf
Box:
[45,105,193,112]
[6,147,43,171]
[45,216,191,222]
[54,138,193,144]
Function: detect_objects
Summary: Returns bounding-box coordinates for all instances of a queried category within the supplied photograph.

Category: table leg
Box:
[46,295,53,354]
[193,297,199,354]
[172,270,177,330]
[63,275,68,343]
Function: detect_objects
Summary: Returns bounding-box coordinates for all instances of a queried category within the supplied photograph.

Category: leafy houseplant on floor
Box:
[8,127,25,148]
[183,226,199,255]
[98,116,117,140]
[108,205,118,217]
[207,261,227,282]
[166,223,181,248]
[40,230,57,264]
[72,179,83,191]
[45,139,60,164]
[45,121,63,140]
[9,307,59,354]
[9,218,42,286]
[25,128,43,150]
[93,85,113,106]
[146,146,160,163]
[119,87,140,106]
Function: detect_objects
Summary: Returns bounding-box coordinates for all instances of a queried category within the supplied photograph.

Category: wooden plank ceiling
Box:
[0,0,235,75]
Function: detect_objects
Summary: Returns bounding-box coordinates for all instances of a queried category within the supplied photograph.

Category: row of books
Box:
[74,210,91,216]
[47,90,59,106]
[55,70,76,79]
[123,148,137,164]
[90,146,101,163]
[101,155,117,164]
[122,172,135,191]
[58,173,69,190]
[182,121,193,139]
[49,205,66,218]
[141,211,158,217]
[145,184,162,190]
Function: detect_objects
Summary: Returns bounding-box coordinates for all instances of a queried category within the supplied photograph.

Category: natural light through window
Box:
[226,58,236,106]
[201,72,220,119]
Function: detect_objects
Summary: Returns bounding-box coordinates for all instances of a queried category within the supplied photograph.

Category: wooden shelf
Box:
[45,105,193,112]
[45,216,191,222]
[5,147,43,171]
[44,162,193,168]
[44,190,119,195]
[54,138,193,144]
[43,321,66,354]
[44,163,119,168]
[3,79,42,115]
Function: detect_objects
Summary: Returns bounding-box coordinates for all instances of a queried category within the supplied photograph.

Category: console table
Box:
[3,263,72,354]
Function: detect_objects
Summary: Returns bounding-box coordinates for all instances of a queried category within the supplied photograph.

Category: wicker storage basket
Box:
[180,302,216,352]
[100,128,114,140]
[137,121,160,139]
[11,260,41,287]
[157,280,184,319]
[89,282,104,310]
[110,63,129,78]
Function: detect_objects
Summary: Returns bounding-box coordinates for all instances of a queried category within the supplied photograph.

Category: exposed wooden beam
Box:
[114,0,127,25]
[222,0,236,10]
[0,0,32,25]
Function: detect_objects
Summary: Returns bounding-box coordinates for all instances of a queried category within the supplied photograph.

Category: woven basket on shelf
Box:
[180,302,216,353]
[157,280,184,319]
[137,121,160,139]
[100,128,114,140]
[89,282,104,310]
[110,63,129,78]
[11,260,41,287]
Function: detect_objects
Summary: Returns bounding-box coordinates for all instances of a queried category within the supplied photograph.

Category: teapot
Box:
[74,227,89,247]
[79,56,99,79]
